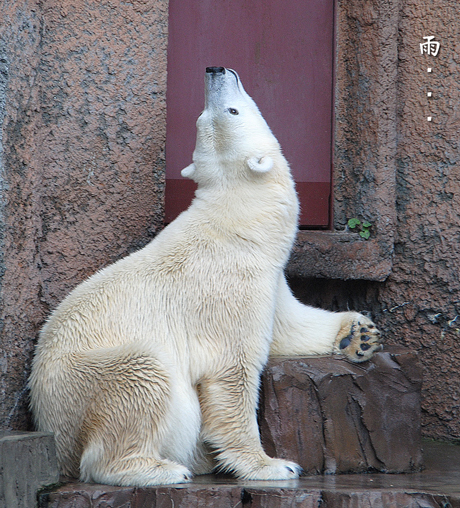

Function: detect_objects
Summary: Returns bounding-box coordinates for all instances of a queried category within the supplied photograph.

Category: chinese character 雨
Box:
[420,36,440,56]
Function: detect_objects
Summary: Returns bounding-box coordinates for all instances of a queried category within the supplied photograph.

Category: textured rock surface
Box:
[259,347,423,474]
[288,0,460,442]
[40,486,460,508]
[39,441,460,508]
[0,0,45,432]
[0,431,59,508]
[383,0,460,442]
[41,484,246,508]
[0,0,168,430]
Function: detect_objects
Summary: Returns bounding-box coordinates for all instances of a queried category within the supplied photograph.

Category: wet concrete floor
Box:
[189,440,460,496]
[44,440,460,507]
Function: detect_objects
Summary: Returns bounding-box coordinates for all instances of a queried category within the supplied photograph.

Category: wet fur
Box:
[29,68,381,486]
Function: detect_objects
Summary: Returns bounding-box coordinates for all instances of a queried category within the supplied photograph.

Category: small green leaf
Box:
[362,221,372,229]
[348,218,361,229]
[360,230,371,240]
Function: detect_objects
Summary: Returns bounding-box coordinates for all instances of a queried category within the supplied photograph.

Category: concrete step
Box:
[0,431,59,508]
[39,441,460,507]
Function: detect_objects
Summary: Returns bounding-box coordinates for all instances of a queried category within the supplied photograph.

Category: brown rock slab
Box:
[243,488,322,508]
[259,346,423,474]
[41,483,245,508]
[40,441,460,508]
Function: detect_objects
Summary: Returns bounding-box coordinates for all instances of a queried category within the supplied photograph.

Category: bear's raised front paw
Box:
[334,313,382,363]
[240,458,302,481]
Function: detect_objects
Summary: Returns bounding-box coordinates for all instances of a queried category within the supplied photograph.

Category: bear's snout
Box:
[206,66,225,75]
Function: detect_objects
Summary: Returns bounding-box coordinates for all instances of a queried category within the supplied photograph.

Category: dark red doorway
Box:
[165,0,334,227]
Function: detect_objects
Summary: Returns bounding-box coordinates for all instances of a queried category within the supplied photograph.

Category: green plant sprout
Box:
[347,218,372,239]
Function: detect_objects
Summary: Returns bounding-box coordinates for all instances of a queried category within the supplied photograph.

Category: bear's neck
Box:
[190,172,299,262]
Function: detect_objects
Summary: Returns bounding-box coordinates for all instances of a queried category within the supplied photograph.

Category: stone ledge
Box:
[287,231,393,281]
[0,431,59,508]
[39,481,460,508]
[40,440,460,508]
[259,346,423,474]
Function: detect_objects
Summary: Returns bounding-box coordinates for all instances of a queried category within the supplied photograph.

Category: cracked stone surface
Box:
[258,346,423,474]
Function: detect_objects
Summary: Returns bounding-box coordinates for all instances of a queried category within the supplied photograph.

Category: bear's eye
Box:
[228,108,239,115]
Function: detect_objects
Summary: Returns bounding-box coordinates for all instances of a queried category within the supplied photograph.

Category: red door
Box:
[165,0,334,227]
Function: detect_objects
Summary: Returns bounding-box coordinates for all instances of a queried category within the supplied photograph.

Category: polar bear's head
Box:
[181,67,283,187]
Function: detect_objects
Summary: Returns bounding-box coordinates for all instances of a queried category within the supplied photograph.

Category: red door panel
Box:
[166,0,334,227]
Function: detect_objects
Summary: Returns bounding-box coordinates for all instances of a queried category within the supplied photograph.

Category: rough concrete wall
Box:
[37,0,168,308]
[291,0,460,441]
[333,0,398,236]
[385,0,460,440]
[0,0,168,430]
[0,0,45,430]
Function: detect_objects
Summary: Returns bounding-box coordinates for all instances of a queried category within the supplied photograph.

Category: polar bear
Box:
[29,67,382,487]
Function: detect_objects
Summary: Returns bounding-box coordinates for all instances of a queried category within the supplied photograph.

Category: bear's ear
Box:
[181,163,196,179]
[247,156,274,174]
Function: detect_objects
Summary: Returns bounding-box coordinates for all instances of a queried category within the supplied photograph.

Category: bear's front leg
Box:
[270,275,382,362]
[333,312,382,362]
[198,365,301,480]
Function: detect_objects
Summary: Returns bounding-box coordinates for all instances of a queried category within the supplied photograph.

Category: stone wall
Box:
[390,0,460,440]
[290,0,460,441]
[0,0,168,429]
[1,0,459,443]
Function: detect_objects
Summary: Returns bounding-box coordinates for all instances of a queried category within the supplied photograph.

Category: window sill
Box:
[285,0,399,282]
[286,230,393,281]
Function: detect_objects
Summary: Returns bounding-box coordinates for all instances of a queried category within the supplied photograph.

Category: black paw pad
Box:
[360,327,368,334]
[362,335,370,341]
[361,343,371,351]
[339,337,352,349]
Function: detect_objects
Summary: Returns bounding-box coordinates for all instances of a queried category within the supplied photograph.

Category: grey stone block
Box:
[0,432,59,508]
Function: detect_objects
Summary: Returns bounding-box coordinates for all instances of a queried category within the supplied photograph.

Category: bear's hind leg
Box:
[77,347,193,486]
[199,366,301,480]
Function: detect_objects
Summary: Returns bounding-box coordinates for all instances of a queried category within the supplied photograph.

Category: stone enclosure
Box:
[0,0,459,460]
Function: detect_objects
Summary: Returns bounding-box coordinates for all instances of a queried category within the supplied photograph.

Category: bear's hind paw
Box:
[240,458,302,481]
[88,459,193,487]
[334,313,382,363]
[151,462,193,485]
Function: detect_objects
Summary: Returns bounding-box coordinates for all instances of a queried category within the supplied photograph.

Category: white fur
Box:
[29,68,379,486]
[181,163,196,178]
[247,156,274,173]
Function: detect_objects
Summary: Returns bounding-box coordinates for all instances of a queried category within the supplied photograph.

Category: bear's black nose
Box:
[206,67,225,75]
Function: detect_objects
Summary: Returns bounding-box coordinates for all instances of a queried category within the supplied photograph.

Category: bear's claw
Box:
[334,313,382,362]
[239,458,302,481]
